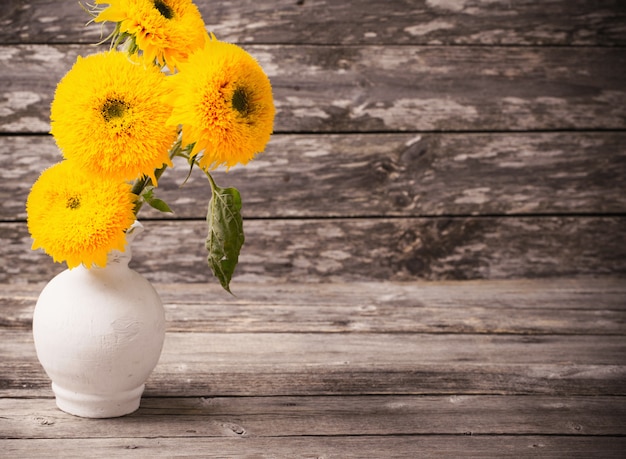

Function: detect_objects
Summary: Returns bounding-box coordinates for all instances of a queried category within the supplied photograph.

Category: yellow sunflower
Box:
[94,0,207,71]
[50,50,177,184]
[165,37,275,170]
[26,161,137,269]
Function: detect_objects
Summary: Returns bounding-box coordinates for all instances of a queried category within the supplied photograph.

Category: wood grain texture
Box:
[2,0,625,46]
[3,279,625,454]
[2,328,625,397]
[2,44,625,134]
[3,217,625,284]
[2,436,626,459]
[4,279,626,334]
[1,395,625,437]
[4,132,626,220]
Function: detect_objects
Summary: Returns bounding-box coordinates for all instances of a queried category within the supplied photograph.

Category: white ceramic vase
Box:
[32,222,166,418]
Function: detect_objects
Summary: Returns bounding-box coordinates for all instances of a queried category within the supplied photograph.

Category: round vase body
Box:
[32,225,165,418]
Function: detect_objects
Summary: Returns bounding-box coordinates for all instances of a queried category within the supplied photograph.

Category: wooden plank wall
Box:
[1,0,625,285]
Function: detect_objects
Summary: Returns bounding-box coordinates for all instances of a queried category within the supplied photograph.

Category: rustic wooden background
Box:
[2,0,625,285]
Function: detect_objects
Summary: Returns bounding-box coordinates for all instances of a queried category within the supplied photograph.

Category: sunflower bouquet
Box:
[25,0,275,293]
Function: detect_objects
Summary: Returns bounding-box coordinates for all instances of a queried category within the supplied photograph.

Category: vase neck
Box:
[106,247,132,267]
[102,221,143,268]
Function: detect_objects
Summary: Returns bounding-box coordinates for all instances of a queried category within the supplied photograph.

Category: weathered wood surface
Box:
[3,0,625,46]
[1,279,625,457]
[3,44,626,134]
[3,327,625,397]
[4,279,626,334]
[4,132,626,220]
[3,279,626,398]
[3,436,626,459]
[3,395,626,437]
[1,2,625,285]
[2,218,625,284]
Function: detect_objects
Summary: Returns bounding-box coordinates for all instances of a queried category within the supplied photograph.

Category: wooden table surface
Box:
[1,1,626,457]
[2,279,626,457]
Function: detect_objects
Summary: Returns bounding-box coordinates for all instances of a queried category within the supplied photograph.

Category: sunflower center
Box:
[153,0,174,19]
[66,196,81,210]
[101,98,129,122]
[232,88,251,116]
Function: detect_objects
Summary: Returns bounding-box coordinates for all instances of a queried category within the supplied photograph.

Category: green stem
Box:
[202,167,217,194]
[131,137,183,217]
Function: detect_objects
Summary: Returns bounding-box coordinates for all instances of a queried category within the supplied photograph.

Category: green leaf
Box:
[141,187,173,213]
[146,197,173,213]
[205,180,244,294]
